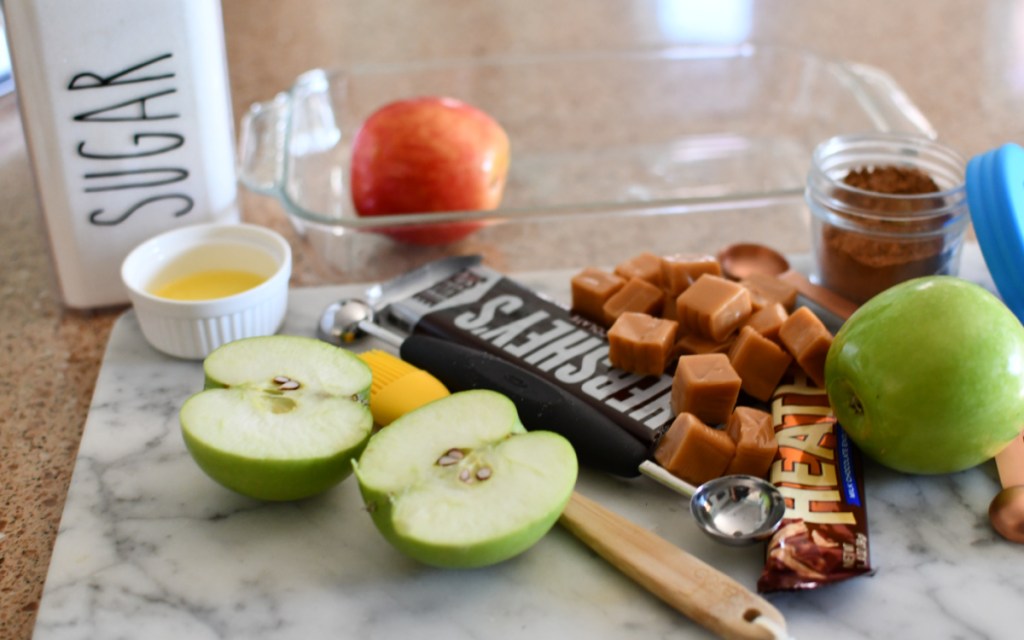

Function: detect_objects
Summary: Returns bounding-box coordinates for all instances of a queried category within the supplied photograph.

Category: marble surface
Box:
[27,247,1023,640]
[5,1,1024,638]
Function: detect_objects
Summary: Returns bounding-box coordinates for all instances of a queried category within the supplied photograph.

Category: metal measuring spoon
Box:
[318,298,404,347]
[318,254,483,344]
[716,242,858,321]
[639,461,785,545]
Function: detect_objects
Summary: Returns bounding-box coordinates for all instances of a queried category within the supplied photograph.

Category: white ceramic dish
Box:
[120,222,292,359]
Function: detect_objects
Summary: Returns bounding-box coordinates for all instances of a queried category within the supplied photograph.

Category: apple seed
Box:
[434,447,492,483]
[271,375,301,391]
[436,448,466,467]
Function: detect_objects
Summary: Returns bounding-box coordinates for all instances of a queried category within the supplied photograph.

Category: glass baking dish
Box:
[238,44,935,283]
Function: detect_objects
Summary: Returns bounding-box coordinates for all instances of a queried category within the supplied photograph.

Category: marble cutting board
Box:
[34,244,1023,639]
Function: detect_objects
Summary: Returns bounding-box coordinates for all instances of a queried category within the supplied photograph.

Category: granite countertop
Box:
[2,1,1021,638]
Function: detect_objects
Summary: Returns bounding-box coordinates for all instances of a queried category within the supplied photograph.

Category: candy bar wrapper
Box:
[757,374,872,592]
[384,262,675,449]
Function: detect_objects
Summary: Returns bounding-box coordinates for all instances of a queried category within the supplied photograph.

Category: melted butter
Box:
[152,269,267,301]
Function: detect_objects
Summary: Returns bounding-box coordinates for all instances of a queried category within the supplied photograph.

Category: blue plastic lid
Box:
[966,143,1024,320]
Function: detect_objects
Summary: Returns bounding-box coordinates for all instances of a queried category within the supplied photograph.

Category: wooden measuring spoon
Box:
[990,433,1024,543]
[716,243,858,321]
[560,492,788,640]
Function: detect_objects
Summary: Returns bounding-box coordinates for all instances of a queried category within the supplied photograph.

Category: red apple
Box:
[350,96,510,245]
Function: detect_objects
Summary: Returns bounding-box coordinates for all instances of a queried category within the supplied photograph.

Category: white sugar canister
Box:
[4,0,239,308]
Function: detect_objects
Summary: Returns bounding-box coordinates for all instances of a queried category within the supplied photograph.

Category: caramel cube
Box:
[745,303,789,343]
[661,254,722,297]
[674,330,735,357]
[608,312,679,376]
[740,272,798,312]
[778,306,833,388]
[671,353,742,425]
[654,412,736,486]
[571,267,626,325]
[728,326,794,402]
[724,406,778,478]
[661,289,679,321]
[615,251,664,287]
[602,277,663,326]
[675,274,752,342]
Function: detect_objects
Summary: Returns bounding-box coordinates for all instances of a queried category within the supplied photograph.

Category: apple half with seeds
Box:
[180,335,373,501]
[353,389,578,568]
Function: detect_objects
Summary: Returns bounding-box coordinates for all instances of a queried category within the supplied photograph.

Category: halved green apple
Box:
[179,335,373,501]
[354,389,578,568]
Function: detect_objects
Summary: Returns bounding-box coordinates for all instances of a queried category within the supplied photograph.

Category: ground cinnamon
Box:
[817,165,951,304]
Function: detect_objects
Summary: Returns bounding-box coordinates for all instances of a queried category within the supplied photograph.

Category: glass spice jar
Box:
[806,133,970,305]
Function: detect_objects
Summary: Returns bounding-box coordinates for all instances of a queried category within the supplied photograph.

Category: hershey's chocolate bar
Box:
[385,264,675,449]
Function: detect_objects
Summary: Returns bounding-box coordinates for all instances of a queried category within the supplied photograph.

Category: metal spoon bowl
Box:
[689,474,787,546]
[318,298,407,347]
[317,298,375,344]
[638,461,785,545]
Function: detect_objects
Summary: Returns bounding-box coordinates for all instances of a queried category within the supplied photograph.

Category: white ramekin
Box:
[120,222,292,359]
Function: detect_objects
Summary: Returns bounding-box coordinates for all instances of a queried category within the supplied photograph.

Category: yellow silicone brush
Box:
[357,349,450,426]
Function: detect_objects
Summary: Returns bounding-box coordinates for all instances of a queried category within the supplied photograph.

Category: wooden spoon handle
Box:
[559,491,787,640]
[778,270,858,321]
[995,433,1024,488]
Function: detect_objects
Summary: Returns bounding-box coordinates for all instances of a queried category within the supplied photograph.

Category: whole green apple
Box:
[825,276,1024,474]
[350,96,510,245]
